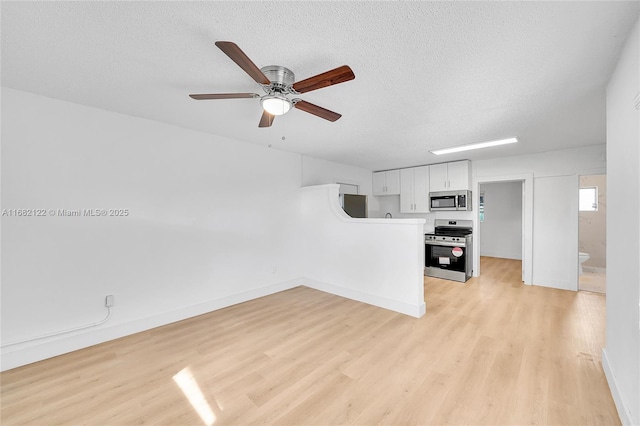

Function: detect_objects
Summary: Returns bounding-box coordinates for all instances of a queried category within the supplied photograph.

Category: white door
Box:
[522,181,526,282]
[372,172,386,195]
[429,163,448,192]
[385,169,401,195]
[400,168,414,213]
[447,160,471,190]
[414,166,430,213]
[532,175,579,290]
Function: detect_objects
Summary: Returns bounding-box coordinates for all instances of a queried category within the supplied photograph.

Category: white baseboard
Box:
[1,276,427,372]
[303,278,426,318]
[0,278,303,372]
[602,348,634,425]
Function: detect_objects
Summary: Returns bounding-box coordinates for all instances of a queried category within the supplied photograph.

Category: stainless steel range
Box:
[425,219,473,282]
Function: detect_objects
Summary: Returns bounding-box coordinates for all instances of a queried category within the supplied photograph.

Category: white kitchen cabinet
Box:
[373,172,386,195]
[414,166,430,211]
[429,160,471,192]
[429,163,448,192]
[400,166,430,213]
[447,160,471,190]
[372,170,400,196]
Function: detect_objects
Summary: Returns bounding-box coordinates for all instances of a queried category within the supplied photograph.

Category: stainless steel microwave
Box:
[429,190,472,211]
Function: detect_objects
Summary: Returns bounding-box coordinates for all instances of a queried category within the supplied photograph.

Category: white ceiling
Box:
[2,1,638,171]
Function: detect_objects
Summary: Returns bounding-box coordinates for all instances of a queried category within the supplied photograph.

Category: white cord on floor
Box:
[1,306,112,348]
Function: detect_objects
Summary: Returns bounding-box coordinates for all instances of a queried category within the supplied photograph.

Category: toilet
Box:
[579,252,590,275]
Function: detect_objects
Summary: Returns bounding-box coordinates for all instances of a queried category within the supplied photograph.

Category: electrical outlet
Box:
[105,295,115,307]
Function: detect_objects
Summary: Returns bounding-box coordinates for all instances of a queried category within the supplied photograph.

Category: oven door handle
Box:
[425,241,466,248]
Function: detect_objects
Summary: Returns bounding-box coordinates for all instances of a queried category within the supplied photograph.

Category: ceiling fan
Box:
[189,41,355,128]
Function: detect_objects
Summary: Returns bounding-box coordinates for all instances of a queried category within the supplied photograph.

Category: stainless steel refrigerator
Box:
[340,194,368,218]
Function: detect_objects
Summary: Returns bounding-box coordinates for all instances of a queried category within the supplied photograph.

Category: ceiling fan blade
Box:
[215,41,271,85]
[294,100,342,122]
[189,93,260,100]
[292,65,355,94]
[259,110,275,127]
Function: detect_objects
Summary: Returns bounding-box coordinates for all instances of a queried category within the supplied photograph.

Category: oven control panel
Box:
[425,235,467,243]
[424,234,471,247]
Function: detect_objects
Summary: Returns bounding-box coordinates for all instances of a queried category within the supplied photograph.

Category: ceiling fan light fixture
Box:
[190,42,355,127]
[261,95,292,116]
[430,137,519,155]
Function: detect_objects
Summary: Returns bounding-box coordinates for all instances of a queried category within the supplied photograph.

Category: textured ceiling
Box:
[2,1,638,171]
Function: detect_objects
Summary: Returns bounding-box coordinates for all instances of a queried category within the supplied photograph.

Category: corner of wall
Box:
[602,348,635,425]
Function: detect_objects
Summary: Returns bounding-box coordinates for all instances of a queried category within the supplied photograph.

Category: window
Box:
[479,192,485,222]
[579,187,598,211]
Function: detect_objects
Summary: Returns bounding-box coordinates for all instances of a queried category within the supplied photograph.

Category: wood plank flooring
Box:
[1,257,619,425]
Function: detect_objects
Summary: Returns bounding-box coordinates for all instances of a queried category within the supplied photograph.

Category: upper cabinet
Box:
[372,170,400,196]
[429,160,471,192]
[400,166,430,213]
[429,164,448,192]
[375,160,470,199]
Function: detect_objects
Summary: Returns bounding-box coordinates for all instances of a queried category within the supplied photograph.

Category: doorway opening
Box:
[474,173,532,284]
[479,181,524,281]
[578,174,606,293]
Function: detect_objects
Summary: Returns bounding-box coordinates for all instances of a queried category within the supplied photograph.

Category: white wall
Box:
[479,181,522,260]
[301,155,380,216]
[579,174,607,268]
[301,185,426,317]
[1,88,428,371]
[473,145,606,288]
[474,145,606,179]
[603,16,639,426]
[1,88,305,370]
[302,156,373,194]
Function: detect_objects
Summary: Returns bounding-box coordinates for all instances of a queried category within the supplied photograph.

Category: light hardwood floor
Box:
[579,269,607,294]
[1,257,618,425]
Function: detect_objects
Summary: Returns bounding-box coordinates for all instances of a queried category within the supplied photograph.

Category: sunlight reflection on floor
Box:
[173,367,218,425]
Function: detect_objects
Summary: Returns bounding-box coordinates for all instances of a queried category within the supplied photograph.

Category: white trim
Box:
[0,278,303,371]
[304,278,426,318]
[1,274,430,372]
[1,306,112,348]
[602,348,633,425]
[473,173,534,285]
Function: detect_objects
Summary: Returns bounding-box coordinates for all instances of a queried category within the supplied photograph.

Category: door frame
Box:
[473,173,533,285]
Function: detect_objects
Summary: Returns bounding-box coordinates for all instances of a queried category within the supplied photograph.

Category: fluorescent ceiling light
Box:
[430,137,519,155]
